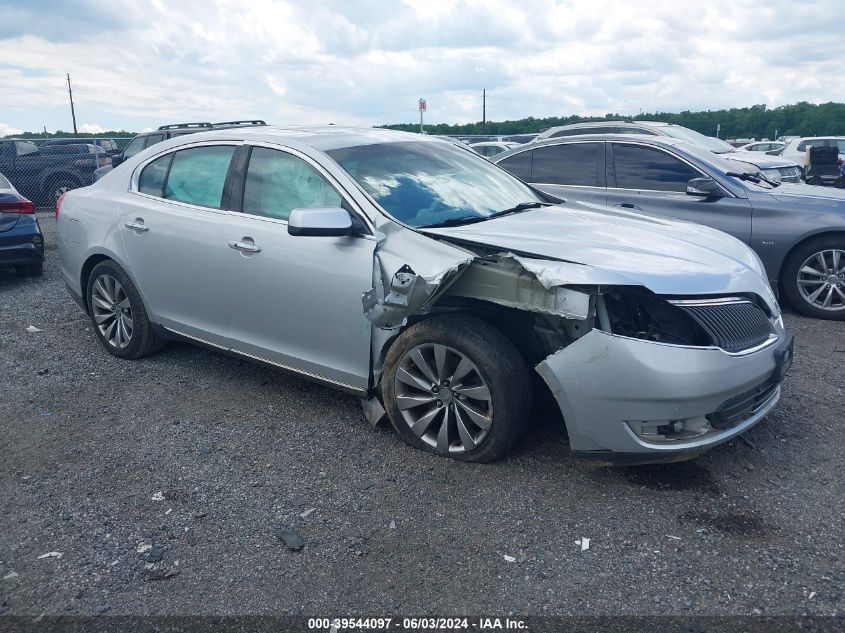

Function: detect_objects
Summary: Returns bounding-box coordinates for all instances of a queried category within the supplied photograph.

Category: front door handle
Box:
[125,220,149,232]
[228,240,261,253]
[617,203,643,211]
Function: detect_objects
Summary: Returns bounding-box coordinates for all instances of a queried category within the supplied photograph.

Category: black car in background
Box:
[0,139,99,205]
[111,120,267,166]
[93,120,268,181]
[0,170,43,277]
[41,137,121,155]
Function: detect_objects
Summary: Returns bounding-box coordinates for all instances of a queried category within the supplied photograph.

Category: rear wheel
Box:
[382,314,531,462]
[86,260,166,358]
[782,236,845,320]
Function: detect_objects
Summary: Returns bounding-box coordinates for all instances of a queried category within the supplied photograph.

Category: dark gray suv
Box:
[494,134,845,320]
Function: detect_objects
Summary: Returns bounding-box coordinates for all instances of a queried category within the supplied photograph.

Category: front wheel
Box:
[86,260,166,358]
[382,314,531,462]
[782,236,845,320]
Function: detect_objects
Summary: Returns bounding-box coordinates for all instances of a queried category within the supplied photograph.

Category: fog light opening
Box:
[627,416,711,443]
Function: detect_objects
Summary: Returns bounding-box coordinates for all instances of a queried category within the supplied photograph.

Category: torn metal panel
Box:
[363,225,475,329]
[360,394,387,427]
[446,257,595,319]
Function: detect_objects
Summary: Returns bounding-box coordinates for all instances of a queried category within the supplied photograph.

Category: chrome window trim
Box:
[531,183,606,190]
[239,141,377,235]
[608,141,735,197]
[130,139,242,192]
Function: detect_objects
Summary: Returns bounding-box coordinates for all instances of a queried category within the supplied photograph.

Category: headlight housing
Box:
[761,168,782,183]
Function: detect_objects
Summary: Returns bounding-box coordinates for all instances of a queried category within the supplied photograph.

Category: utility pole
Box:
[67,73,78,136]
[482,89,486,134]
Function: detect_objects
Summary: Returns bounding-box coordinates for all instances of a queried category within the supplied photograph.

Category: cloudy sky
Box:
[1,0,843,135]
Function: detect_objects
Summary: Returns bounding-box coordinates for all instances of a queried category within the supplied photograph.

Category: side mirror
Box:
[111,155,124,167]
[288,207,353,237]
[686,177,725,198]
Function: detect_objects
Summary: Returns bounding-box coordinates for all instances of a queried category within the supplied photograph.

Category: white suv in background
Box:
[780,137,845,170]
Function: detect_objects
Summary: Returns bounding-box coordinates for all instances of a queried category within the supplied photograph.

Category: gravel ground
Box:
[1,211,843,618]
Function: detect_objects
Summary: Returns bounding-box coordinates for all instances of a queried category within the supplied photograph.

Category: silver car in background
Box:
[534,120,803,184]
[57,127,792,463]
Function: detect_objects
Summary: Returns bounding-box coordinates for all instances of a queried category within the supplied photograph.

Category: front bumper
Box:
[536,328,791,463]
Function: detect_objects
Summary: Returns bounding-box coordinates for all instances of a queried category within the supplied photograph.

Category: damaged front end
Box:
[361,230,786,462]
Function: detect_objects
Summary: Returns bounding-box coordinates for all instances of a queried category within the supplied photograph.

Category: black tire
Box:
[781,235,845,320]
[86,260,166,358]
[805,175,823,186]
[382,314,531,462]
[15,263,43,277]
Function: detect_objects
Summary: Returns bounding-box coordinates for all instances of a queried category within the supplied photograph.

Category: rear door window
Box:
[496,150,532,181]
[242,147,342,221]
[163,146,236,208]
[144,134,165,148]
[530,142,603,186]
[15,141,39,156]
[797,139,825,152]
[138,153,173,197]
[826,139,845,154]
[611,144,700,192]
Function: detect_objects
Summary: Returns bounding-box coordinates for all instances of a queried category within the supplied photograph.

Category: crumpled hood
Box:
[422,204,776,302]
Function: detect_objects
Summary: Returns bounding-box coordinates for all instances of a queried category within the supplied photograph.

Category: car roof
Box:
[159,125,438,152]
[499,132,693,153]
[547,120,671,130]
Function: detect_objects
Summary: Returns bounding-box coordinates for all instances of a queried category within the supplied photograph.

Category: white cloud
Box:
[0,0,843,132]
[79,123,106,133]
[0,122,23,137]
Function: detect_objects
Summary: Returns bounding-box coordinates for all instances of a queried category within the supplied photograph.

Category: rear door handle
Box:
[228,240,261,253]
[617,203,643,211]
[125,220,149,232]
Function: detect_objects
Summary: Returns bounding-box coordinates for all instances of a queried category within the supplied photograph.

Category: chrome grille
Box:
[778,166,802,183]
[670,299,773,353]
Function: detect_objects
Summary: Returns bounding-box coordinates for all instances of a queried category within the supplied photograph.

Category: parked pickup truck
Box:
[0,139,98,205]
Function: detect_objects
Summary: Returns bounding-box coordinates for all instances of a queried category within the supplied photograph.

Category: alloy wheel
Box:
[796,249,845,311]
[394,343,493,454]
[91,274,134,348]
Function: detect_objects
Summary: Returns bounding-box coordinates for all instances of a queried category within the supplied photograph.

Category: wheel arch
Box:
[40,169,83,193]
[79,254,112,311]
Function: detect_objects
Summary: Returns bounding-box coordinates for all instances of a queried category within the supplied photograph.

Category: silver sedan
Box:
[57,127,792,463]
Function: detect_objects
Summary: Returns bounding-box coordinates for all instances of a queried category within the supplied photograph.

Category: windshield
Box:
[658,125,736,154]
[326,140,546,227]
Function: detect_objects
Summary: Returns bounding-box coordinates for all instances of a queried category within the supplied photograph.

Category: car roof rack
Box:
[212,120,267,127]
[157,122,214,130]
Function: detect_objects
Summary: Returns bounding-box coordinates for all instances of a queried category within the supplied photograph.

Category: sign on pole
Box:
[419,98,426,133]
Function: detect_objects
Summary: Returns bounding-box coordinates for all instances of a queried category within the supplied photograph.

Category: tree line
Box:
[382,102,845,139]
